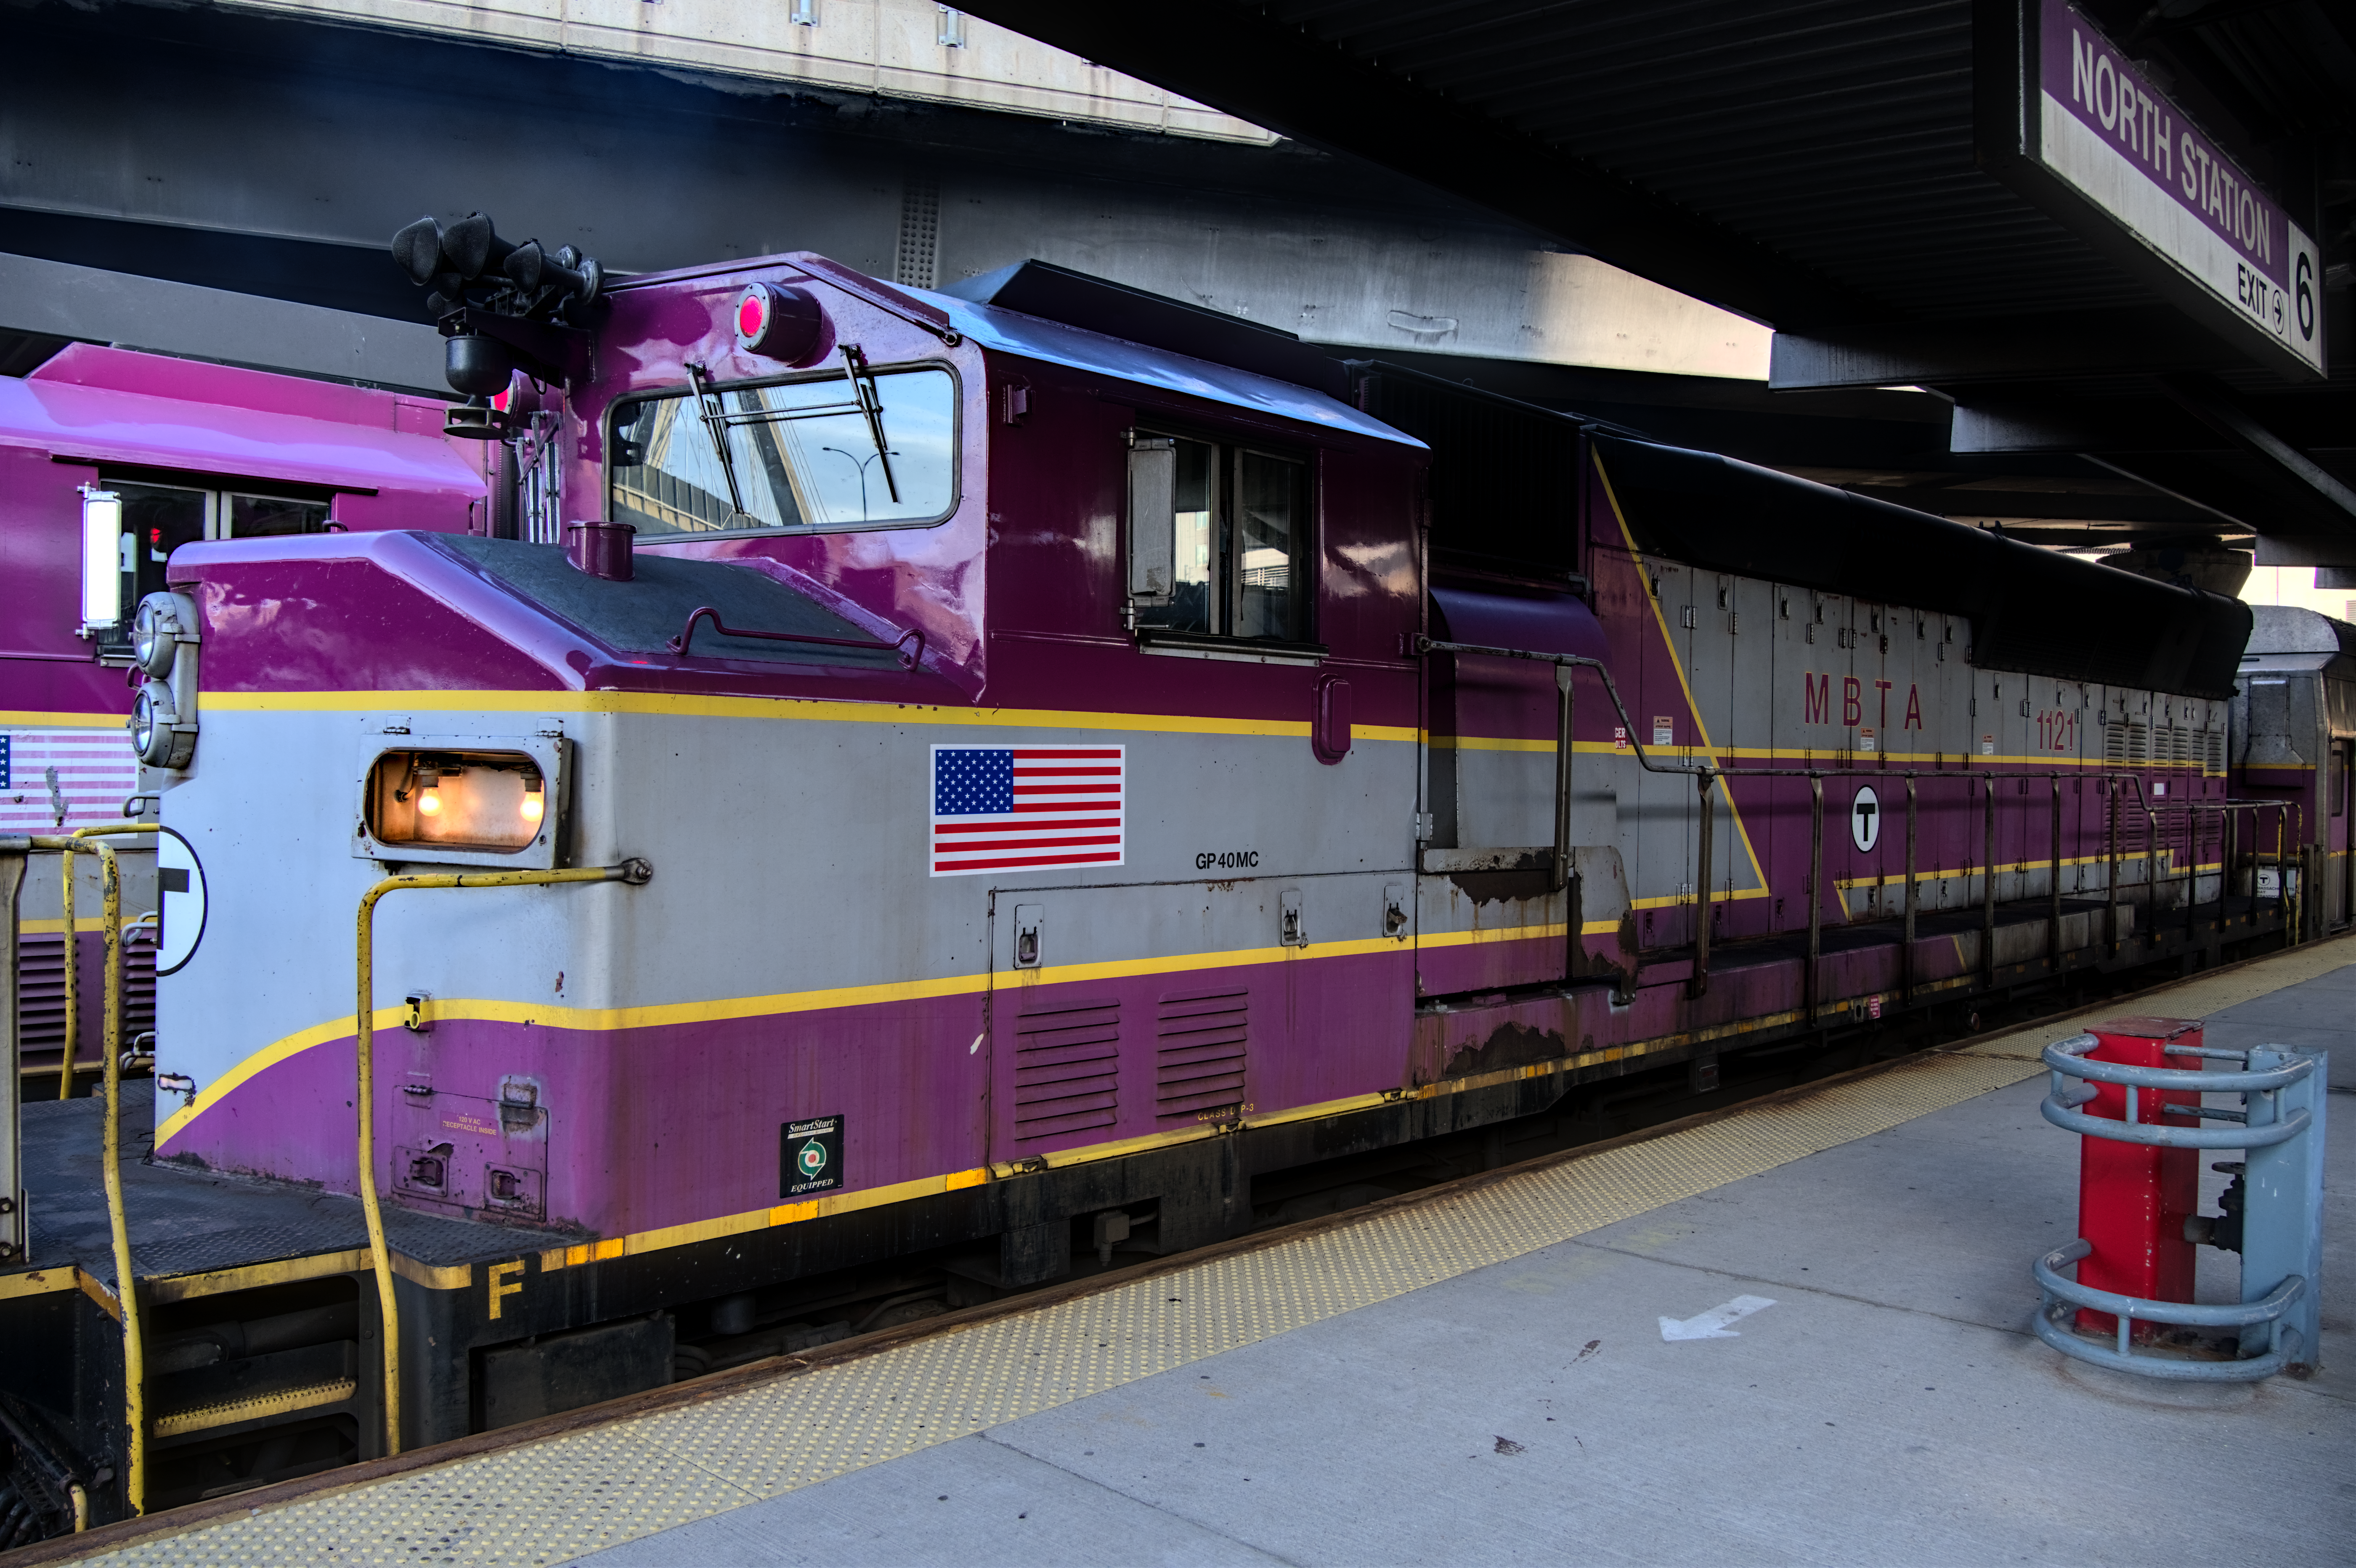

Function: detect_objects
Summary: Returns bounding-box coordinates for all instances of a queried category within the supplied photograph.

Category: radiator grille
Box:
[1155,988,1249,1124]
[1012,998,1120,1141]
[13,931,157,1070]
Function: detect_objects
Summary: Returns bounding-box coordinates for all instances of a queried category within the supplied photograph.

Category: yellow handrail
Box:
[355,860,649,1456]
[58,845,74,1101]
[34,824,159,1515]
[58,821,156,1099]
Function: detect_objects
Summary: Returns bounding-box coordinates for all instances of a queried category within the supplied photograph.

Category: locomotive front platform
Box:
[17,934,2348,1566]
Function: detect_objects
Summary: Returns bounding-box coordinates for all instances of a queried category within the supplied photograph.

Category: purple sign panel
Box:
[2034,0,2323,374]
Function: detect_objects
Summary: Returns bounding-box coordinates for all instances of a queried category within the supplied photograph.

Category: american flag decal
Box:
[0,726,138,833]
[931,744,1124,877]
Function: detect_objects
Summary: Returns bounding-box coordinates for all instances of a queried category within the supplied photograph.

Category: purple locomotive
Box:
[1,345,490,1100]
[0,221,2296,1534]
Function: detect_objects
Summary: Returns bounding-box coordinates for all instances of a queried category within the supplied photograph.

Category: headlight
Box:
[133,595,182,678]
[131,681,196,768]
[366,750,549,852]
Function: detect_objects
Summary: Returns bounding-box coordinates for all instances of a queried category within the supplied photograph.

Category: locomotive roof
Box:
[0,344,484,498]
[606,255,1420,451]
[929,289,1419,450]
[2243,605,2356,662]
[941,258,1349,400]
[1593,434,2253,701]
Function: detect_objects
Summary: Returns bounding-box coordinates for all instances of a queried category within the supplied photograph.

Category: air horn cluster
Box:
[392,212,602,321]
[390,213,605,411]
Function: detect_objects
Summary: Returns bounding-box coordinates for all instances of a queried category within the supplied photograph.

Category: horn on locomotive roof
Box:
[391,213,603,319]
[391,213,604,426]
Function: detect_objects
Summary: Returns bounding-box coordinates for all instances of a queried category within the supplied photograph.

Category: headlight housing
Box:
[361,744,565,864]
[127,590,202,773]
[131,681,196,768]
[132,593,189,678]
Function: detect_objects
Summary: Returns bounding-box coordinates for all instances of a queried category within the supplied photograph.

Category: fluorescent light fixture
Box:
[80,487,123,629]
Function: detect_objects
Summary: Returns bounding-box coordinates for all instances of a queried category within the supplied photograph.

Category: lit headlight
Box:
[130,681,196,768]
[367,750,550,853]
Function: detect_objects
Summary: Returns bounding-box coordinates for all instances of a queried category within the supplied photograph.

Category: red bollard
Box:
[2075,1016,2202,1337]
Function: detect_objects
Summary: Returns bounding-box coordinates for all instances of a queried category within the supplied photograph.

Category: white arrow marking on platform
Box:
[1658,1295,1777,1341]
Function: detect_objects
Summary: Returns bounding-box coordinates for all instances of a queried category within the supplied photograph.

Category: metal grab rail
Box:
[55,830,161,1100]
[667,603,926,669]
[13,825,160,1518]
[2032,1240,2307,1381]
[2040,1033,2312,1150]
[1415,636,2295,1004]
[2044,1034,2315,1094]
[353,859,651,1457]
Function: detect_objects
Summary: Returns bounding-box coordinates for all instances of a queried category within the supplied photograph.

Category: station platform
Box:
[42,940,2354,1566]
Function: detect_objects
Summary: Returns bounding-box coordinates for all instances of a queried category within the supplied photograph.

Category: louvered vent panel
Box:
[13,932,155,1066]
[2103,721,2127,764]
[1156,987,1248,1123]
[1012,997,1120,1141]
[2206,731,2226,773]
[2125,722,2151,764]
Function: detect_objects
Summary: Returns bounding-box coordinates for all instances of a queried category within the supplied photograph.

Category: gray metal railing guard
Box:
[2040,1032,2313,1150]
[2029,1033,2320,1382]
[2032,1240,2307,1381]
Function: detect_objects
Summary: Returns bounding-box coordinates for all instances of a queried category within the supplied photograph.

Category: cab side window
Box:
[81,480,331,657]
[1126,431,1309,644]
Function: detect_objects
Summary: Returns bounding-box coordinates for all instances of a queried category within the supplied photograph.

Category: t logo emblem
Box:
[1851,786,1881,852]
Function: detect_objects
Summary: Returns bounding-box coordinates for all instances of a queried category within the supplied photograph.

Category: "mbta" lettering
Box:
[1803,673,1924,731]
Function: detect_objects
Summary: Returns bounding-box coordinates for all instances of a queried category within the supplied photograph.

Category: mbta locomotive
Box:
[0,221,2287,1538]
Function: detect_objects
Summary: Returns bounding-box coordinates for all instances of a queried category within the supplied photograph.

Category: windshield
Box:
[609,364,957,535]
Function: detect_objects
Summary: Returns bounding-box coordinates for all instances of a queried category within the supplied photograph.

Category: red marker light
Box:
[732,282,825,363]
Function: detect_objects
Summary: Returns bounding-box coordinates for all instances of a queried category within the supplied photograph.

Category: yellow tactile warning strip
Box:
[77,940,2356,1567]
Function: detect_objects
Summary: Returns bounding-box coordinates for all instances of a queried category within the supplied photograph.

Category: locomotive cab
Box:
[2232,604,2356,934]
[143,249,1430,1261]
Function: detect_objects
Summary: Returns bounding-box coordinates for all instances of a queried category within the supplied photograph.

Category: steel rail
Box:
[667,604,925,668]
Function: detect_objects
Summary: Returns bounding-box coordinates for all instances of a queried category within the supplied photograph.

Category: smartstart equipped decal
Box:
[780,1114,844,1200]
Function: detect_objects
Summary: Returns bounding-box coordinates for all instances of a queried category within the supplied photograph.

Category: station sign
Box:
[1982,0,2325,379]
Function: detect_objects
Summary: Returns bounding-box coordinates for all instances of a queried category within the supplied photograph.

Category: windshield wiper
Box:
[841,344,901,506]
[682,346,902,516]
[684,361,756,527]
